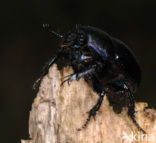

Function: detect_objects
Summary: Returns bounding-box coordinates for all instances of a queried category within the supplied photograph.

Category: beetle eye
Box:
[65,33,77,43]
[78,33,86,45]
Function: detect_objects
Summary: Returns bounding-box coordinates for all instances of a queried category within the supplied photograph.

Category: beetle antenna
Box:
[76,24,81,29]
[43,24,63,39]
[51,30,64,39]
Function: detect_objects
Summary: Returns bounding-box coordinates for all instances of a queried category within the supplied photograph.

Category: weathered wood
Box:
[22,64,156,143]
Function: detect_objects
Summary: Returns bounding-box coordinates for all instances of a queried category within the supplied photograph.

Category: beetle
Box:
[33,25,145,134]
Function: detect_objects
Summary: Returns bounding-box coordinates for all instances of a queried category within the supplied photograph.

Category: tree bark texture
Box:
[22,64,156,143]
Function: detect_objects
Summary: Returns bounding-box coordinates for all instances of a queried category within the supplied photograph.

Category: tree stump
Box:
[22,64,156,143]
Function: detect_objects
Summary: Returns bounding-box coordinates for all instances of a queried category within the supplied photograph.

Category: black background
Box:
[1,0,156,142]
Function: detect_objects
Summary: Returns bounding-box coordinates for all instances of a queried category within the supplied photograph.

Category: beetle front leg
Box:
[61,64,97,86]
[33,56,58,89]
[33,49,64,90]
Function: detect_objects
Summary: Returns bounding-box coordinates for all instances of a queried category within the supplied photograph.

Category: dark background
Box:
[1,0,156,142]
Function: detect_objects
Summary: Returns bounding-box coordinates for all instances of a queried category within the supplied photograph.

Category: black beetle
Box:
[33,25,145,134]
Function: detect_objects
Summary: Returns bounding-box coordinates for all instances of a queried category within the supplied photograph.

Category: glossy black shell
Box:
[79,26,141,85]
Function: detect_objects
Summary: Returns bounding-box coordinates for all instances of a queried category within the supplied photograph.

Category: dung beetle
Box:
[33,25,145,134]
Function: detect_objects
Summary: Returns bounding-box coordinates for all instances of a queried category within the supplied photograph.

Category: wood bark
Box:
[22,64,156,143]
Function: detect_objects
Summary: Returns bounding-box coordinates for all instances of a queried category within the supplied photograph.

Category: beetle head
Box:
[43,24,87,48]
[61,25,87,48]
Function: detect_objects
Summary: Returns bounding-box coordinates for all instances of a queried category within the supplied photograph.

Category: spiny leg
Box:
[77,91,105,131]
[110,81,146,134]
[77,77,105,131]
[33,56,57,89]
[61,65,97,86]
[124,84,146,134]
[33,48,68,89]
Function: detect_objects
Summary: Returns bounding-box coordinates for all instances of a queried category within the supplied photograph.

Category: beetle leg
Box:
[61,65,97,86]
[33,47,66,90]
[77,77,105,131]
[33,56,58,89]
[77,91,105,131]
[108,81,146,134]
[123,84,146,134]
